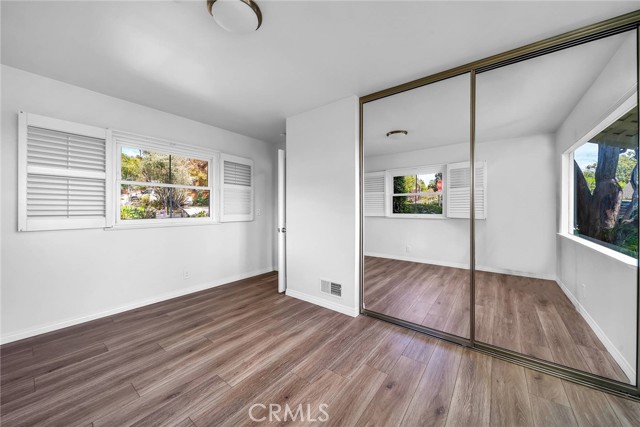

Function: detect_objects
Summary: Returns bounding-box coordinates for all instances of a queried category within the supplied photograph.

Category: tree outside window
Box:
[573,106,639,257]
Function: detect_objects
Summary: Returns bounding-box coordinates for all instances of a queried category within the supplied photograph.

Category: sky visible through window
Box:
[574,142,598,169]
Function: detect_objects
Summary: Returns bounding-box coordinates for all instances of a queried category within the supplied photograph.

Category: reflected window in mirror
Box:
[571,104,638,259]
[389,166,444,217]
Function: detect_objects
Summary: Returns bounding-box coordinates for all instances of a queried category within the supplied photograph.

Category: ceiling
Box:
[363,30,629,157]
[2,1,640,144]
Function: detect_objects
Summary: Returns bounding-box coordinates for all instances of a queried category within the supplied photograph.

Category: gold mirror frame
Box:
[359,10,640,400]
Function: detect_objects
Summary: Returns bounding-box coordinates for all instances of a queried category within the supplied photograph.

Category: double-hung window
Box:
[113,131,216,225]
[386,166,445,217]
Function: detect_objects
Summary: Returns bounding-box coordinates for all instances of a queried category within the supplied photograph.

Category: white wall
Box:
[1,66,278,343]
[285,96,359,316]
[555,31,638,379]
[364,134,557,279]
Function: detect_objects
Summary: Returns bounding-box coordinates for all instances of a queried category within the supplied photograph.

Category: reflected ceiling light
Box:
[386,130,408,140]
[207,0,263,34]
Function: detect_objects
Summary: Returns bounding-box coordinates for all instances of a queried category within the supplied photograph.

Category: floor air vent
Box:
[321,280,342,298]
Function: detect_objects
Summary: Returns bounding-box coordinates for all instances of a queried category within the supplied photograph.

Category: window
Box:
[387,166,445,217]
[570,104,638,258]
[113,131,216,224]
[19,116,255,230]
[18,112,110,231]
[220,154,254,222]
[364,162,488,219]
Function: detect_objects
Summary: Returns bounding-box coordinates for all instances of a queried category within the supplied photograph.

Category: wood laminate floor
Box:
[364,256,630,384]
[1,271,639,426]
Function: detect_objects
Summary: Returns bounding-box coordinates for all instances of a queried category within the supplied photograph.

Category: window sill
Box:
[558,233,638,267]
[106,220,220,231]
[386,214,447,219]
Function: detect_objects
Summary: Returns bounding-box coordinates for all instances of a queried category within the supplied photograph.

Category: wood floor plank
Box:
[538,309,591,373]
[530,395,578,427]
[175,418,197,427]
[222,373,311,426]
[190,363,298,427]
[474,304,495,346]
[525,369,571,407]
[577,344,628,383]
[354,355,426,427]
[490,358,534,427]
[401,340,463,427]
[263,369,348,426]
[328,320,390,378]
[2,344,167,419]
[317,364,387,427]
[491,277,522,353]
[217,326,318,387]
[515,280,553,362]
[607,395,640,427]
[446,349,492,427]
[95,370,229,427]
[1,342,109,387]
[292,316,377,381]
[365,326,414,374]
[563,381,621,426]
[402,331,439,364]
[1,382,139,427]
[0,378,34,405]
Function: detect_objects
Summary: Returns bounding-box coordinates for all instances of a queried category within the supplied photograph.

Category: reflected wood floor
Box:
[1,271,639,426]
[364,256,629,384]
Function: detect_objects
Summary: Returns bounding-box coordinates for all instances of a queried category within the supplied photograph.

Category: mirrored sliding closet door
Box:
[474,29,639,385]
[362,73,472,339]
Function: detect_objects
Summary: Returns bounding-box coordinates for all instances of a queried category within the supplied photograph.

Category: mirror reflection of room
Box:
[363,29,638,386]
[475,29,637,385]
[363,73,471,338]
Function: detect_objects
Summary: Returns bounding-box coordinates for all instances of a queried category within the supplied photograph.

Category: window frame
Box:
[385,165,446,219]
[563,92,638,260]
[112,130,218,227]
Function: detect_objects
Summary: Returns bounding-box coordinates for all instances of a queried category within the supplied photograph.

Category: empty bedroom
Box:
[2,1,640,426]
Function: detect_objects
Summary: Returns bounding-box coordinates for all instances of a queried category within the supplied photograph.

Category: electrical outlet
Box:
[256,208,262,216]
[183,270,191,280]
[405,245,412,253]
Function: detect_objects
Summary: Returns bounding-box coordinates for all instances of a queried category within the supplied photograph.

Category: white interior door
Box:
[277,149,286,293]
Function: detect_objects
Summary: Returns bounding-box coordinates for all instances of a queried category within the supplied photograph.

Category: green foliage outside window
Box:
[120,148,210,220]
[393,173,443,215]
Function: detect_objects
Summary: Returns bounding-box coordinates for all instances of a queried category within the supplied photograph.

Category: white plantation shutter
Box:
[364,172,385,216]
[220,154,254,222]
[18,112,110,231]
[446,161,487,219]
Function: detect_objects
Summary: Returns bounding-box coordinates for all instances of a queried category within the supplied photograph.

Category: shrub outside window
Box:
[118,145,213,223]
[388,168,444,217]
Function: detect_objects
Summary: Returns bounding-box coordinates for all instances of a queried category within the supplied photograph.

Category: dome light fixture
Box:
[386,130,408,140]
[207,0,263,34]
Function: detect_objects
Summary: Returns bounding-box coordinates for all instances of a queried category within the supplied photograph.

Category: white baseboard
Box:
[364,252,556,281]
[0,267,274,345]
[285,289,359,317]
[556,279,635,383]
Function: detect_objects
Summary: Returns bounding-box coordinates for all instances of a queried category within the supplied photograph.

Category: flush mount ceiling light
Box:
[386,130,408,140]
[207,0,262,34]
